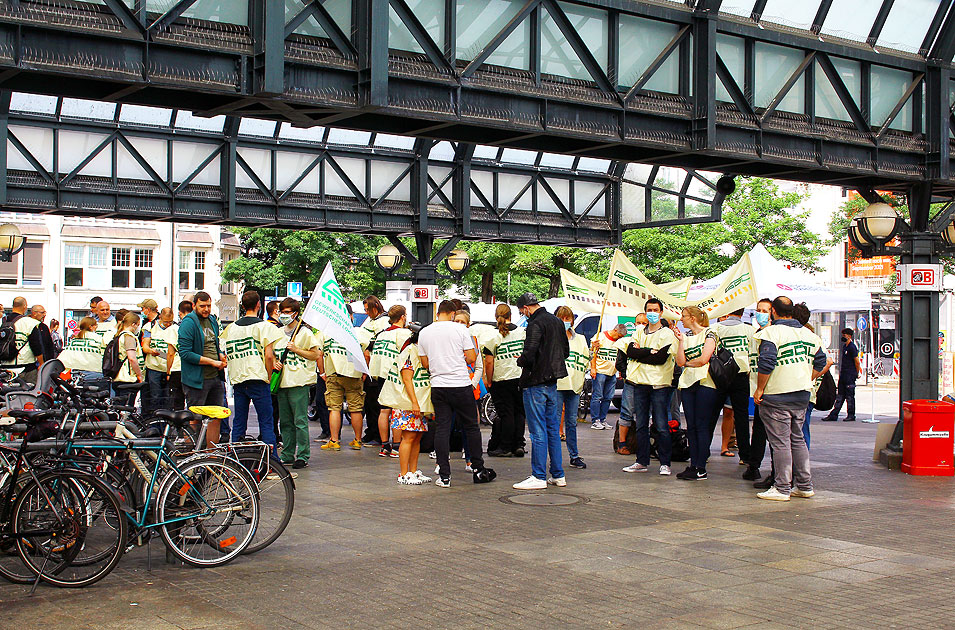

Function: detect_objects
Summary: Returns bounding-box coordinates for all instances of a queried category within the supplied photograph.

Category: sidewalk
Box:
[3,410,953,629]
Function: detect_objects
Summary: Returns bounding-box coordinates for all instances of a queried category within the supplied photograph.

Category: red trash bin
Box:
[901,399,955,476]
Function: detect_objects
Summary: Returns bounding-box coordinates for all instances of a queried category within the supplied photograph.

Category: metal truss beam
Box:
[0,0,948,193]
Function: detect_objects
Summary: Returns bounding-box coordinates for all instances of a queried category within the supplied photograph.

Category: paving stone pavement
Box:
[2,409,953,630]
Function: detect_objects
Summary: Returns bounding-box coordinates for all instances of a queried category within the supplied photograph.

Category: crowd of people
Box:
[0,286,848,501]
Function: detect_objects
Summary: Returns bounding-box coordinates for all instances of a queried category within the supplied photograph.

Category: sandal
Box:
[721,450,735,457]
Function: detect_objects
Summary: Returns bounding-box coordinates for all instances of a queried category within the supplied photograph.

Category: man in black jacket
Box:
[512,293,570,490]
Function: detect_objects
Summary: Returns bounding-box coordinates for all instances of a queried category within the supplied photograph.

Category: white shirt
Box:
[417,320,474,388]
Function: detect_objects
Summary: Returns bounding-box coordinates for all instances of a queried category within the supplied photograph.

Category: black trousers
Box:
[489,378,525,453]
[826,381,856,420]
[432,386,485,479]
[749,404,771,469]
[362,377,385,442]
[712,371,751,463]
[168,371,185,411]
[312,378,330,434]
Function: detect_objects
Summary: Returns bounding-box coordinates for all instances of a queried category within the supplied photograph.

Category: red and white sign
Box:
[410,285,439,303]
[899,264,943,291]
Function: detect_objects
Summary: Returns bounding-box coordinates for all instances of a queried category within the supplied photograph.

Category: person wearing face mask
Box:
[674,306,719,481]
[555,306,588,470]
[713,307,755,476]
[620,299,677,476]
[749,298,775,488]
[822,328,861,423]
[113,312,146,407]
[512,293,569,491]
[273,298,323,469]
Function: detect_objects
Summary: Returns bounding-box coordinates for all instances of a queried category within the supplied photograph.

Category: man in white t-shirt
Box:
[417,300,496,488]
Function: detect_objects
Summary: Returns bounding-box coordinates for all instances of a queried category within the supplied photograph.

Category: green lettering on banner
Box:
[725,272,750,292]
[566,284,590,295]
[613,269,643,288]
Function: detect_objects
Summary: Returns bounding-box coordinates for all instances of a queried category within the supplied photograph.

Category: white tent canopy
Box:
[687,244,871,312]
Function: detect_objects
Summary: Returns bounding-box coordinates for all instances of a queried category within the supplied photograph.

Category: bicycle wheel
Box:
[155,457,258,567]
[0,472,38,584]
[13,471,127,588]
[231,450,294,554]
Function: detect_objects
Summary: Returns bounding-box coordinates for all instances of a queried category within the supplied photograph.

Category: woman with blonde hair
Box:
[674,306,719,481]
[483,303,526,457]
[59,316,107,388]
[113,311,146,406]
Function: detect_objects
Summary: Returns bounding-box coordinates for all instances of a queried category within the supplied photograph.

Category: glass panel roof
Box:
[878,0,940,54]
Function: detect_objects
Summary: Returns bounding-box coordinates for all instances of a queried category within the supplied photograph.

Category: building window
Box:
[65,244,84,287]
[179,249,207,291]
[135,248,153,289]
[111,247,131,288]
[0,242,44,286]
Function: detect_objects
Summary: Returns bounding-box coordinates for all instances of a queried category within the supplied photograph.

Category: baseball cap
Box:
[137,298,159,309]
[515,292,539,309]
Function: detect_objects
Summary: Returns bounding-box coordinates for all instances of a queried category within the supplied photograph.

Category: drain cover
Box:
[502,493,584,506]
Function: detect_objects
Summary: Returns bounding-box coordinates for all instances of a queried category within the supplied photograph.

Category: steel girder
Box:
[0,1,948,195]
[0,96,618,245]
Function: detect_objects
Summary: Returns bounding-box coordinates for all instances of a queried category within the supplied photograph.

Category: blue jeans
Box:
[524,384,563,480]
[590,373,616,423]
[633,384,673,466]
[803,402,813,449]
[680,383,722,471]
[559,390,581,459]
[232,379,277,452]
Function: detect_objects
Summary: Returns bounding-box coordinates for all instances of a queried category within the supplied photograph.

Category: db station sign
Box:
[410,285,439,303]
[896,264,943,291]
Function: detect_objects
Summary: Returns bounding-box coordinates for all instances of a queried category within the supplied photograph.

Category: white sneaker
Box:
[413,470,432,483]
[591,422,603,430]
[428,451,436,459]
[546,476,567,487]
[435,464,441,475]
[465,463,474,473]
[512,476,547,490]
[622,462,648,473]
[601,420,614,430]
[659,465,671,476]
[397,473,422,485]
[791,488,815,498]
[757,486,791,501]
[461,451,467,459]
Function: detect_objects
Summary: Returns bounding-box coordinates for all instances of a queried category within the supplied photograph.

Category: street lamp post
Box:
[0,224,25,263]
[375,239,468,325]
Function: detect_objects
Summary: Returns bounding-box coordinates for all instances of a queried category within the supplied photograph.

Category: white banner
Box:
[301,262,369,375]
[560,268,693,315]
[608,249,758,321]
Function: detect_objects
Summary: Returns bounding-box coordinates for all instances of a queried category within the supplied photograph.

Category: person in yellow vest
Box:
[273,298,323,469]
[59,316,107,390]
[749,298,775,489]
[360,295,390,445]
[589,324,627,430]
[713,307,755,468]
[483,304,526,457]
[380,328,433,484]
[367,305,411,458]
[555,306,588,470]
[113,312,146,406]
[2,296,45,384]
[320,322,372,452]
[142,307,177,412]
[620,299,678,475]
[220,290,286,452]
[674,306,719,481]
[752,296,828,501]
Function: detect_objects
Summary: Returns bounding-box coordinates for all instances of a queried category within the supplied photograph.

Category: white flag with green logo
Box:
[301,262,369,375]
[560,268,693,316]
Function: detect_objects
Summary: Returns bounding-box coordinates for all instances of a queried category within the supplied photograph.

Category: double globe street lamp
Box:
[374,244,471,281]
[0,224,25,263]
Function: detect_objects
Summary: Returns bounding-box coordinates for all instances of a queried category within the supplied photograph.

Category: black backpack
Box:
[708,345,741,391]
[0,314,27,363]
[102,335,125,379]
[813,370,837,412]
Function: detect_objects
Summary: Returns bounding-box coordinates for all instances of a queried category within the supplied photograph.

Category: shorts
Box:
[324,374,365,410]
[390,408,427,432]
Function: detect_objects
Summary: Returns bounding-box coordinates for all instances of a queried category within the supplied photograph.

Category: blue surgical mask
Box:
[755,312,770,327]
[563,321,572,331]
[646,312,661,325]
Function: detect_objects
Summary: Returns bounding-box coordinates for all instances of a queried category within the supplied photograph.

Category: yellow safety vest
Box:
[754,324,823,395]
[558,332,589,393]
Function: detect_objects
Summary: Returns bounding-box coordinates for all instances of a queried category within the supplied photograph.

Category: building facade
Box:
[0,212,242,330]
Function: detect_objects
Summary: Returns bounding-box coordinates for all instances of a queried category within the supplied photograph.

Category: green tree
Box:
[621,177,828,283]
[221,228,388,301]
